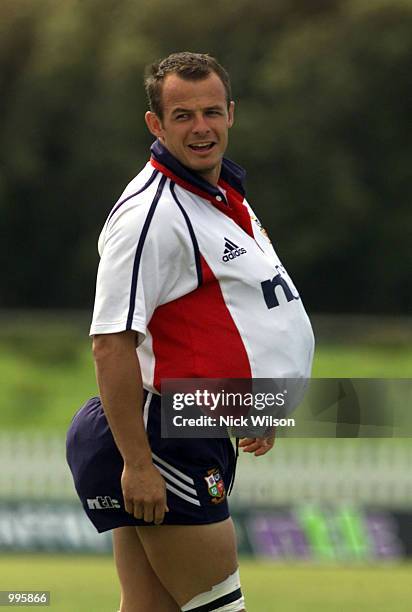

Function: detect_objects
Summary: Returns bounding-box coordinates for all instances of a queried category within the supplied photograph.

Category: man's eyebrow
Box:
[171,107,192,115]
[170,105,225,115]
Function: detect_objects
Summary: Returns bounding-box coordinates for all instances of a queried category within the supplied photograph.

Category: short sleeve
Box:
[90,189,197,343]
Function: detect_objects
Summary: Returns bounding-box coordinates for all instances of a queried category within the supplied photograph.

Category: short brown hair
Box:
[144,52,232,119]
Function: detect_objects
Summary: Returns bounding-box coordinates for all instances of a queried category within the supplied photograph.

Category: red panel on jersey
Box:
[218,178,254,238]
[149,255,252,391]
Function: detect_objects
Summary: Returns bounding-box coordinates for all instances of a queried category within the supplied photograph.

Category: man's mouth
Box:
[188,142,215,152]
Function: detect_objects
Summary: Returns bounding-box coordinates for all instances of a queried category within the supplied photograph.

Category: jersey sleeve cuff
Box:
[89,319,146,345]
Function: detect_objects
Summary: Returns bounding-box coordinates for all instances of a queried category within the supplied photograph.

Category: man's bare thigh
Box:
[113,527,179,612]
[136,518,240,608]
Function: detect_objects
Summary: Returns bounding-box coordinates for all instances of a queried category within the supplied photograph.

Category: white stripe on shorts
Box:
[151,451,195,484]
[154,464,198,496]
[165,482,201,506]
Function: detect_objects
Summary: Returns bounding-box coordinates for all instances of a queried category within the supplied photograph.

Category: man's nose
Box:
[192,113,210,134]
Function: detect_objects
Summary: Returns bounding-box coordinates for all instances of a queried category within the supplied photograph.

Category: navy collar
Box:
[150,139,246,201]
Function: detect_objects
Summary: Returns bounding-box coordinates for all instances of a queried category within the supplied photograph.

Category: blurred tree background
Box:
[1,0,411,314]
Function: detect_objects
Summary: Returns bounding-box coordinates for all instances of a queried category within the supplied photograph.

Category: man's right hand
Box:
[121,462,169,525]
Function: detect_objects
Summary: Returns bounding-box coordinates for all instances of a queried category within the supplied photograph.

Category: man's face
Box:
[145,72,234,186]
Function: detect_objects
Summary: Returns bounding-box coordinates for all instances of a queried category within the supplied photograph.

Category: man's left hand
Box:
[238,429,276,456]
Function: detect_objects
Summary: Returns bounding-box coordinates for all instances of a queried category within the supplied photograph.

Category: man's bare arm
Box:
[92,330,168,524]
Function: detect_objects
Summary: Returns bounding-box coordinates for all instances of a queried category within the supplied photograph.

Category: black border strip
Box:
[170,181,203,288]
[108,169,159,221]
[186,588,243,612]
[126,174,167,330]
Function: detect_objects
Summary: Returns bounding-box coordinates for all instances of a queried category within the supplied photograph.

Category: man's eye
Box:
[207,110,221,116]
[176,114,189,120]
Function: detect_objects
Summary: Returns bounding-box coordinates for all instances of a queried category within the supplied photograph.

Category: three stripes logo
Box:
[152,452,200,507]
[222,237,247,263]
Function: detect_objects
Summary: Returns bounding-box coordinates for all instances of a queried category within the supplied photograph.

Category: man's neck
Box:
[195,163,222,187]
[150,139,246,200]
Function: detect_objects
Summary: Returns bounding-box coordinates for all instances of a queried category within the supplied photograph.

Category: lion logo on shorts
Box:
[204,468,226,504]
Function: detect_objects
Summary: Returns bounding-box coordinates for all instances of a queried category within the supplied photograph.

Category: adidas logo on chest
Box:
[222,237,247,263]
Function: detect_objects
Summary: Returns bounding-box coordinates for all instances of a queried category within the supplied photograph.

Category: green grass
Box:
[312,344,412,378]
[0,344,97,431]
[0,556,411,611]
[0,316,98,430]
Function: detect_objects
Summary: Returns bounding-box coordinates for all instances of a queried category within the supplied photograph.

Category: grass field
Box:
[0,555,411,611]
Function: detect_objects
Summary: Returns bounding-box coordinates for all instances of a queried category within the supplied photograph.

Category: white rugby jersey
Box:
[91,140,314,393]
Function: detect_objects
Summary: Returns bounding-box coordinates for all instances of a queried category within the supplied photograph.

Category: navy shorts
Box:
[66,394,236,532]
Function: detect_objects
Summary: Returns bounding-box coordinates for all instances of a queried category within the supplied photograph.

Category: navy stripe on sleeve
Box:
[126,174,167,330]
[108,169,159,221]
[170,181,203,288]
[186,588,243,612]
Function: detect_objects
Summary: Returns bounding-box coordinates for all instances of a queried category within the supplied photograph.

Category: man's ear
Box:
[228,101,235,128]
[145,111,164,138]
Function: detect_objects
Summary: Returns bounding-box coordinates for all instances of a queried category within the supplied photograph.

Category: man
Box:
[67,52,314,612]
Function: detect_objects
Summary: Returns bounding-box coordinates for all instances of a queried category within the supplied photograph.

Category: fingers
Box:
[254,439,274,456]
[123,497,135,516]
[239,438,256,452]
[133,502,144,520]
[143,502,154,524]
[123,498,144,519]
[238,437,252,446]
[153,501,169,526]
[121,463,168,524]
[139,499,169,524]
[125,497,169,524]
[239,436,275,456]
[239,438,261,453]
